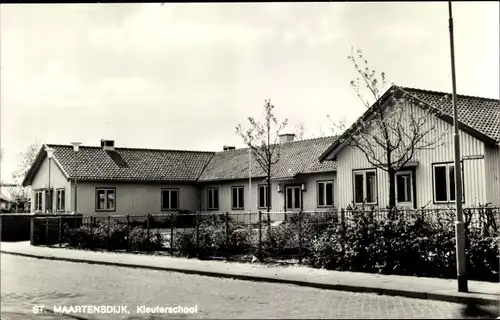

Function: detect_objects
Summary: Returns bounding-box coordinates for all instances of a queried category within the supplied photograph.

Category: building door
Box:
[285,186,302,211]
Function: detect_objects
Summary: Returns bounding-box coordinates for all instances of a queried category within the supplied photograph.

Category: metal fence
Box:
[29,207,499,263]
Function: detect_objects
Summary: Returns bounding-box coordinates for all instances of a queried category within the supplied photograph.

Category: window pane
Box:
[354,174,364,203]
[318,183,325,206]
[238,187,244,208]
[208,190,214,209]
[326,182,333,206]
[286,188,293,209]
[448,165,456,202]
[107,190,115,210]
[97,190,105,210]
[170,190,178,209]
[294,187,300,209]
[162,190,170,209]
[366,172,376,203]
[259,186,265,208]
[434,166,448,202]
[62,192,65,210]
[232,188,238,208]
[214,189,219,209]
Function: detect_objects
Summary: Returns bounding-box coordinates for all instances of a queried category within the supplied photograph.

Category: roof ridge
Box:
[216,135,339,154]
[400,86,500,102]
[46,144,216,154]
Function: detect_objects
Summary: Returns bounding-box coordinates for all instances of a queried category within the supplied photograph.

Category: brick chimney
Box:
[279,134,295,144]
[223,145,236,151]
[100,139,115,151]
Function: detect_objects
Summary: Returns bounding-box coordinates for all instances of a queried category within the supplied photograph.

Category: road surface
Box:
[0,253,490,319]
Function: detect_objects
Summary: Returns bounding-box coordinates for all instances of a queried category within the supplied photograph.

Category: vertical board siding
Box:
[485,146,500,206]
[334,102,487,209]
[76,182,199,216]
[31,156,71,213]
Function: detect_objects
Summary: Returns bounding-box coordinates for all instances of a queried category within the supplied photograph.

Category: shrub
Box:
[128,227,164,251]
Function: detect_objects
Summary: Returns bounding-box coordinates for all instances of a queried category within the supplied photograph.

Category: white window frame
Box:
[258,184,271,209]
[317,180,334,207]
[231,186,244,210]
[161,188,179,211]
[395,171,413,205]
[35,190,43,212]
[96,188,116,212]
[432,162,464,203]
[285,186,302,210]
[207,188,219,210]
[56,188,66,212]
[353,169,378,205]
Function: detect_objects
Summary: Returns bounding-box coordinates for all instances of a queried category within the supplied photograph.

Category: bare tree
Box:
[9,142,41,211]
[295,122,306,141]
[330,48,448,209]
[236,99,288,223]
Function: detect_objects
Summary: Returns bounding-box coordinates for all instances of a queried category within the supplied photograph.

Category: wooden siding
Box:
[30,156,71,213]
[75,182,199,216]
[485,146,500,206]
[198,172,336,213]
[333,102,487,209]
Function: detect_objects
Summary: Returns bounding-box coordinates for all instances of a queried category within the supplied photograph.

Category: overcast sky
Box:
[1,2,498,182]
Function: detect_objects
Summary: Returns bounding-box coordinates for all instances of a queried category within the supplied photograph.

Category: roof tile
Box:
[198,136,338,182]
[401,87,500,143]
[48,145,215,182]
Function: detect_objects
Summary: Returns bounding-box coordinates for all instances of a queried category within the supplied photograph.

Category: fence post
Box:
[58,216,62,247]
[30,215,36,245]
[146,214,151,252]
[258,210,263,262]
[73,214,77,238]
[45,215,49,245]
[195,211,200,253]
[225,212,229,258]
[170,212,174,256]
[298,210,303,264]
[126,214,130,252]
[341,208,346,255]
[107,215,111,250]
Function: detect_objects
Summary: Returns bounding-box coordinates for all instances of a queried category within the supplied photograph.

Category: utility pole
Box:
[448,0,468,293]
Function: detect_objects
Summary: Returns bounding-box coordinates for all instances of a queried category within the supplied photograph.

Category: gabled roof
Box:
[198,136,338,182]
[23,136,339,186]
[22,145,215,186]
[319,85,500,161]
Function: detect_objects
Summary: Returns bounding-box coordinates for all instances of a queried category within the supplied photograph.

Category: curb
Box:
[2,250,498,306]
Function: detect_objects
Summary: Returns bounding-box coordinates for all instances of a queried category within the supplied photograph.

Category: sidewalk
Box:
[1,241,498,306]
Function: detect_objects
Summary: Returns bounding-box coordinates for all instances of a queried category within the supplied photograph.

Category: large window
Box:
[56,188,66,212]
[96,188,116,212]
[433,162,464,203]
[353,170,377,204]
[231,186,244,209]
[286,186,301,210]
[207,188,219,210]
[35,190,43,212]
[161,188,179,210]
[317,181,334,207]
[396,171,413,204]
[258,185,271,209]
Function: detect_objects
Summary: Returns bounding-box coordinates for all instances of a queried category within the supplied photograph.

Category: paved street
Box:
[0,254,494,319]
